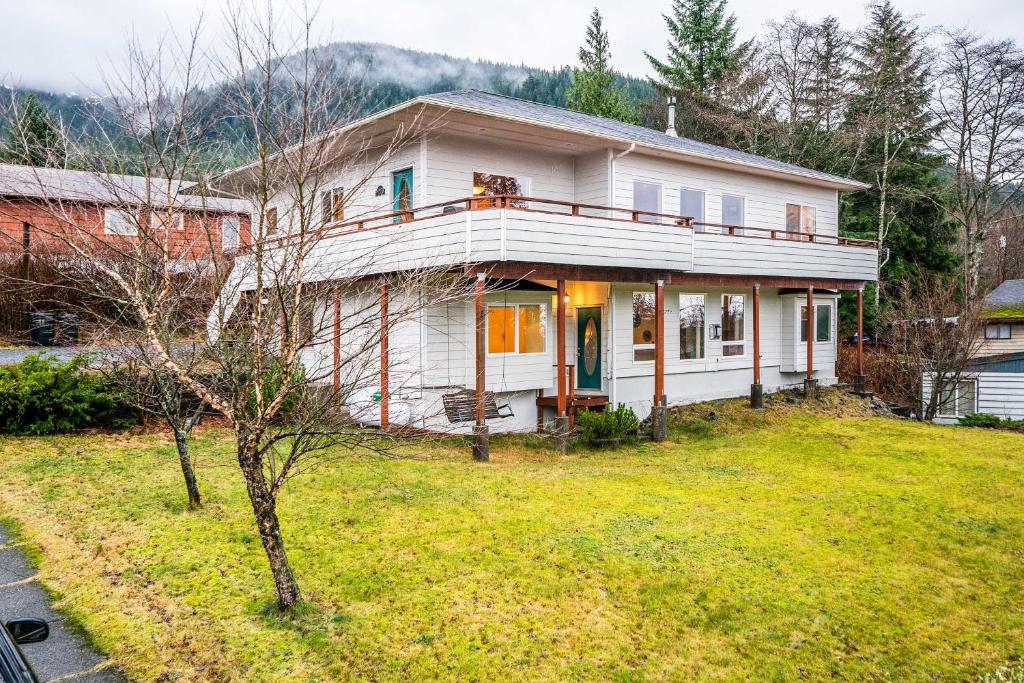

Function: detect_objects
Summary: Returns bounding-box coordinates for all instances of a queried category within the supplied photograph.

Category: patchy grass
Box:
[1,395,1023,681]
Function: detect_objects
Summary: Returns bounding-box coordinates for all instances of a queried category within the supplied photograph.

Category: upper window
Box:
[985,323,1011,340]
[322,187,344,225]
[786,203,816,239]
[938,379,977,418]
[265,207,278,235]
[632,292,656,361]
[722,195,745,235]
[633,182,661,224]
[104,208,137,236]
[722,294,745,356]
[149,210,184,232]
[473,172,529,208]
[680,189,705,229]
[680,294,705,360]
[222,215,240,252]
[487,304,546,355]
[800,303,833,343]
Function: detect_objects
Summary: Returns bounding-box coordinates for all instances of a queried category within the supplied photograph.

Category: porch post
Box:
[652,279,668,441]
[750,283,763,409]
[555,279,570,449]
[473,273,489,461]
[332,286,341,394]
[854,286,867,394]
[379,278,389,430]
[804,285,817,398]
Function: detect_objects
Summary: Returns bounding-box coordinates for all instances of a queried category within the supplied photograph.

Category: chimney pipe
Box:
[666,96,678,137]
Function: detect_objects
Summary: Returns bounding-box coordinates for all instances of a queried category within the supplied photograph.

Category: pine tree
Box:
[566,9,638,123]
[841,1,956,305]
[645,0,750,96]
[2,92,67,167]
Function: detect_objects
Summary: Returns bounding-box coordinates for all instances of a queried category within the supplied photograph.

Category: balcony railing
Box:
[260,194,878,250]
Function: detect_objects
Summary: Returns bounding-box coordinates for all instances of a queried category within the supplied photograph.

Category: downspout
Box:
[608,143,636,210]
[606,144,634,407]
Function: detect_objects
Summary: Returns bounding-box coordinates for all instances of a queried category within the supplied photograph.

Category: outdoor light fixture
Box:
[375,185,385,196]
[709,323,722,340]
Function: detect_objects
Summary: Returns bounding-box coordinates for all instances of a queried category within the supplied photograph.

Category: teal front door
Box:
[576,306,602,390]
[392,168,413,221]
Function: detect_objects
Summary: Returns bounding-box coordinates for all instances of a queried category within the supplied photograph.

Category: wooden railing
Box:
[259,194,878,250]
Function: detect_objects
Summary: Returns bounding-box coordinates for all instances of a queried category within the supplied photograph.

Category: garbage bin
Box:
[54,313,80,346]
[28,312,55,347]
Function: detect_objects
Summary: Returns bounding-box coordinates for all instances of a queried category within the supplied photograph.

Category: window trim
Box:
[633,181,662,224]
[632,290,657,363]
[721,194,745,235]
[149,210,184,232]
[785,202,817,239]
[680,188,705,231]
[937,379,978,418]
[800,302,834,343]
[721,293,746,356]
[679,293,706,361]
[221,215,241,252]
[985,323,1012,340]
[322,187,345,225]
[265,207,278,235]
[485,302,547,356]
[103,208,137,236]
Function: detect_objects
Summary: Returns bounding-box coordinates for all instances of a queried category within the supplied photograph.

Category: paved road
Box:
[0,525,127,682]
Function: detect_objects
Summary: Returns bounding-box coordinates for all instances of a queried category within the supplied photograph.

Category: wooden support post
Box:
[556,279,567,417]
[379,279,389,431]
[804,285,816,398]
[854,286,867,394]
[652,279,667,441]
[332,286,341,394]
[473,273,489,461]
[751,283,763,409]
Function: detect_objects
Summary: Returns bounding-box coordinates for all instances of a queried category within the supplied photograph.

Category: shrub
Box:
[577,404,640,448]
[958,413,1024,432]
[0,354,137,435]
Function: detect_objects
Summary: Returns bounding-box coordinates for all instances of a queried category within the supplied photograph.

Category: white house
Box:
[212,90,878,448]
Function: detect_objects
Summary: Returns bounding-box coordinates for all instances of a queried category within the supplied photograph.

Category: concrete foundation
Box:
[651,404,668,442]
[472,424,490,462]
[803,378,819,399]
[750,383,764,409]
[553,415,571,453]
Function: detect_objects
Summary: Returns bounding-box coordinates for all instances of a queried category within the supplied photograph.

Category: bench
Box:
[442,390,514,423]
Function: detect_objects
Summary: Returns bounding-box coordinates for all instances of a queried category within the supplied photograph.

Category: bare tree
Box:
[879,274,986,420]
[933,30,1024,299]
[4,5,466,611]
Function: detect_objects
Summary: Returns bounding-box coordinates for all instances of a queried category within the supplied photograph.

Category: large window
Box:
[632,292,656,361]
[103,208,137,236]
[785,203,816,239]
[473,172,529,208]
[149,210,184,232]
[222,215,240,252]
[721,294,745,356]
[487,304,546,355]
[985,323,1012,340]
[265,207,278,235]
[938,379,977,417]
[679,294,705,360]
[633,181,661,223]
[680,189,705,229]
[800,303,833,343]
[722,194,745,234]
[322,187,344,225]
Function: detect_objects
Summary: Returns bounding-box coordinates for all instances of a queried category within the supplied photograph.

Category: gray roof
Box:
[986,279,1024,307]
[0,163,249,213]
[420,90,868,190]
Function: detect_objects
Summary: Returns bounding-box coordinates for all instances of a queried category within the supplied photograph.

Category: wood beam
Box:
[806,286,814,379]
[474,273,487,426]
[752,283,761,386]
[654,279,665,406]
[332,286,341,393]
[380,279,389,431]
[556,279,567,417]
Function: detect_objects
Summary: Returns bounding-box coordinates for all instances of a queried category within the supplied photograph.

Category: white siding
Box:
[692,233,878,281]
[780,293,839,374]
[574,150,609,205]
[925,372,1024,422]
[977,323,1024,357]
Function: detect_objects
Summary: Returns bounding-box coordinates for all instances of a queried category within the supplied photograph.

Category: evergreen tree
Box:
[567,9,638,123]
[841,0,956,307]
[2,92,67,167]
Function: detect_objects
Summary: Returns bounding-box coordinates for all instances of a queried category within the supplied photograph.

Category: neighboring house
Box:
[928,279,1024,423]
[213,90,878,440]
[0,163,251,337]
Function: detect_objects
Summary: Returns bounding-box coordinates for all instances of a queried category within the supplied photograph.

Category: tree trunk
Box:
[173,427,202,509]
[238,442,301,609]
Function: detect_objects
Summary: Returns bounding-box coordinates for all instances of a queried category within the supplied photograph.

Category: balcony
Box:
[276,195,879,284]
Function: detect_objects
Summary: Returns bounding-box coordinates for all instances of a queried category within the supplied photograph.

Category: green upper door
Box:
[576,306,602,390]
[392,168,413,221]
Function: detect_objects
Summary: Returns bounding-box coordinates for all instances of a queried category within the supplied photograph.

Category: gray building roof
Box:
[419,90,869,190]
[0,163,249,213]
[986,279,1024,307]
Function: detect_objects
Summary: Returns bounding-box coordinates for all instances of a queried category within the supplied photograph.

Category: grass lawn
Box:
[1,394,1023,681]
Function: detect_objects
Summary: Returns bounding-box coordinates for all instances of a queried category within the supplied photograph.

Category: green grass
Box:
[1,395,1023,681]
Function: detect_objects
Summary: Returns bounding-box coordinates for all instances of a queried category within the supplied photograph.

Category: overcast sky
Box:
[4,0,1024,94]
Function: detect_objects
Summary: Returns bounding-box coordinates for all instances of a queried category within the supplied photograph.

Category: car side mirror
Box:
[6,618,49,644]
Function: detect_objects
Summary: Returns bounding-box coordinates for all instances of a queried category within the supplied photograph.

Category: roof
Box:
[418,91,869,191]
[983,279,1024,320]
[968,351,1024,373]
[0,163,249,213]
